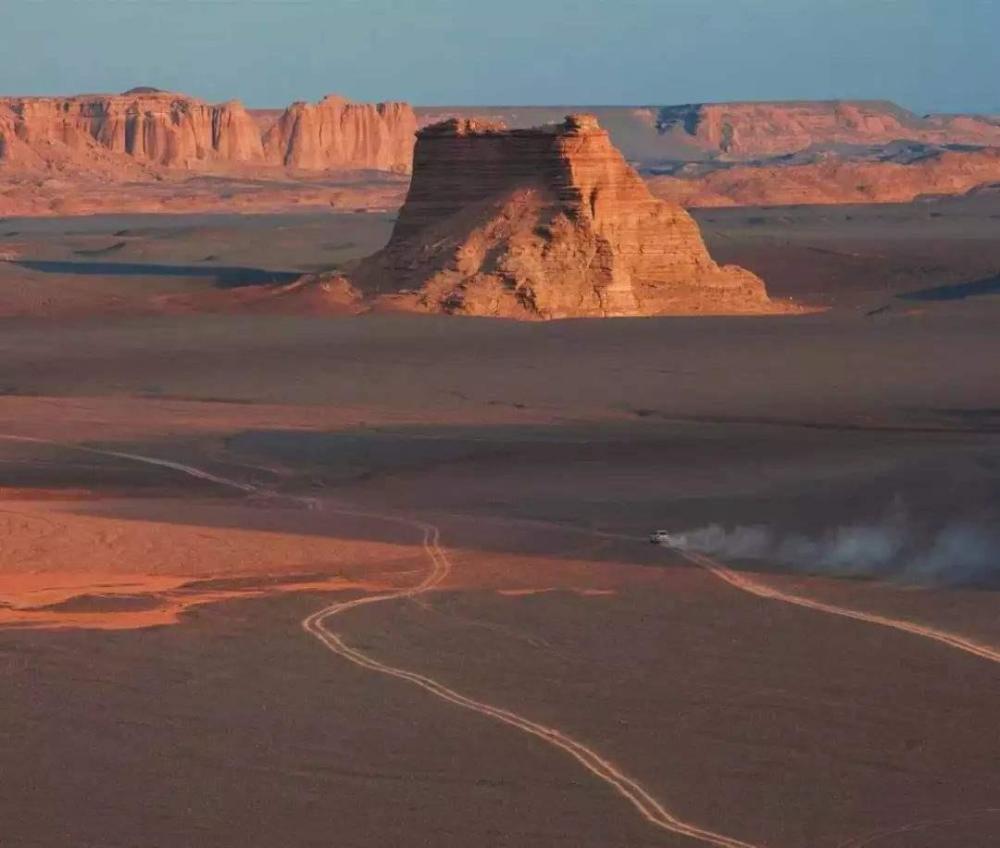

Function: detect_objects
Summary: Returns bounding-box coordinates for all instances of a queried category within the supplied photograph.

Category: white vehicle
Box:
[649,530,679,546]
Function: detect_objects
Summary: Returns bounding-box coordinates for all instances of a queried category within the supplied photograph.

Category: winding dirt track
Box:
[301,516,760,848]
[3,433,997,845]
[436,512,1000,667]
[678,550,1000,666]
[0,434,759,848]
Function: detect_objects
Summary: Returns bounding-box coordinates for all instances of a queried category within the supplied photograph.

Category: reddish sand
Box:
[0,572,395,630]
[0,205,997,846]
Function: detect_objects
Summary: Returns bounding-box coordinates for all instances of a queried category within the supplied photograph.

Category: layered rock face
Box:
[262,95,416,172]
[0,91,264,168]
[0,90,417,174]
[649,147,1000,207]
[657,101,1000,159]
[354,115,772,318]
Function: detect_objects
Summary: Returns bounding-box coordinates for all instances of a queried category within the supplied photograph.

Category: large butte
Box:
[352,114,784,319]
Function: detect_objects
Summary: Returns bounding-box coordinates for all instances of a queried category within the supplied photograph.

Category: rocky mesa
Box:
[648,146,1000,207]
[351,114,779,318]
[261,95,416,172]
[656,100,1000,159]
[0,89,417,174]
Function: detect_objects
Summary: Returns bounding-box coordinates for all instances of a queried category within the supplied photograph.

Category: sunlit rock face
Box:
[354,114,771,319]
[0,90,417,174]
[262,95,416,173]
[0,91,265,168]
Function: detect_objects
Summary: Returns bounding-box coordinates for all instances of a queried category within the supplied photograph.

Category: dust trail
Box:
[670,513,1000,586]
[0,434,761,848]
[427,511,1000,666]
[679,550,1000,665]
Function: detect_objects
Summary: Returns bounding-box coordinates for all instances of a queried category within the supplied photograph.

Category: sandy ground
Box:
[0,171,408,217]
[697,190,1000,309]
[0,204,998,847]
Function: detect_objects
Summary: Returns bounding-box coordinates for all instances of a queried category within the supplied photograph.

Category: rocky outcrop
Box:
[648,147,1000,207]
[353,115,775,318]
[656,101,1000,159]
[0,90,417,174]
[262,95,416,172]
[0,91,264,168]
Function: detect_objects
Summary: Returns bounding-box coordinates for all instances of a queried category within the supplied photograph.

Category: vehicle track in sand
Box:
[429,511,1000,667]
[678,549,1000,666]
[0,433,760,848]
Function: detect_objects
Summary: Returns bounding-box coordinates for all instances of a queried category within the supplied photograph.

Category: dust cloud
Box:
[673,505,999,586]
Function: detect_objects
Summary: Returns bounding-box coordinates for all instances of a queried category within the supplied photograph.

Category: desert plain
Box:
[0,182,998,847]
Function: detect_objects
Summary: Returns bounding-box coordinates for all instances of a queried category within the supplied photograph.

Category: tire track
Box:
[429,511,1000,666]
[678,550,1000,665]
[302,516,759,848]
[0,434,761,848]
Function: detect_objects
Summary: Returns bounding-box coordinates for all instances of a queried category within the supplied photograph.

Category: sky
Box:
[2,0,998,114]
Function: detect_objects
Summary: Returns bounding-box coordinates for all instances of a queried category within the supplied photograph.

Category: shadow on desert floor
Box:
[898,272,1000,302]
[13,259,301,288]
[2,416,993,590]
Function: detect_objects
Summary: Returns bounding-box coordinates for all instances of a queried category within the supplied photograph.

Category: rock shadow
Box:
[898,273,1000,302]
[13,260,300,289]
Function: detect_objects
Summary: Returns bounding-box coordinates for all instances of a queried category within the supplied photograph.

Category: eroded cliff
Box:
[262,95,416,172]
[0,90,417,174]
[353,115,778,318]
[648,147,1000,207]
[657,101,1000,159]
[0,91,264,169]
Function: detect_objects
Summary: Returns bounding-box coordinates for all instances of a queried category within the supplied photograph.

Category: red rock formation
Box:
[353,115,776,318]
[0,90,417,175]
[648,148,1000,207]
[0,91,264,168]
[657,101,1000,159]
[262,95,416,172]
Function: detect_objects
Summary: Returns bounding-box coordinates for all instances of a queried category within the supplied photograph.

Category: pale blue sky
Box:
[2,0,998,113]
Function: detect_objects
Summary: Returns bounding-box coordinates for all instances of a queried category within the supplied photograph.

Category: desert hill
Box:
[350,115,778,318]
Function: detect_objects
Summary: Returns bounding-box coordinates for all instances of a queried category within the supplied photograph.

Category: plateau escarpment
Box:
[0,91,264,169]
[648,146,1000,207]
[263,95,416,172]
[5,93,1000,216]
[352,115,777,318]
[655,100,1000,159]
[0,90,417,174]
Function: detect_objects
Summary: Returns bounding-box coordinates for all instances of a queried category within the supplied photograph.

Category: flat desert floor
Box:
[0,197,998,847]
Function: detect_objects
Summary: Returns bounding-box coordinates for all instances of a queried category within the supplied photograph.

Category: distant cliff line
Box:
[0,89,416,174]
[417,100,1000,162]
[4,92,1000,179]
[3,90,1000,213]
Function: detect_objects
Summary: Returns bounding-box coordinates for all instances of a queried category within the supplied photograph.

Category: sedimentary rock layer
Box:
[0,90,416,174]
[656,100,1000,159]
[262,95,416,172]
[648,147,1000,207]
[353,115,774,318]
[0,92,264,169]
